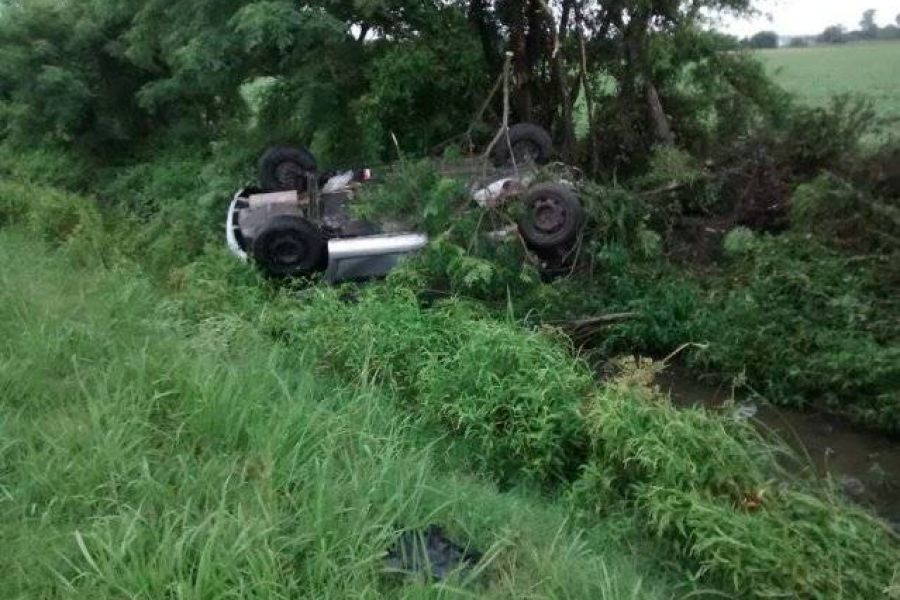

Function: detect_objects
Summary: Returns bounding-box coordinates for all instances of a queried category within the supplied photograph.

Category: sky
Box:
[716,0,900,38]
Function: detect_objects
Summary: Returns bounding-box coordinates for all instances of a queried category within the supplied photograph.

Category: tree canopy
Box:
[0,0,769,173]
[860,8,877,38]
[820,25,846,44]
[748,30,778,49]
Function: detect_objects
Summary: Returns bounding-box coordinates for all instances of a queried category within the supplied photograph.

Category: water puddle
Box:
[656,368,900,527]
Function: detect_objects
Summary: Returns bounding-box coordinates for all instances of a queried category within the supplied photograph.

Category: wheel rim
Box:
[511,139,541,164]
[532,196,567,236]
[271,236,307,266]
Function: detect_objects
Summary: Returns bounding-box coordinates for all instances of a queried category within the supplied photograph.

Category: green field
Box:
[759,41,900,127]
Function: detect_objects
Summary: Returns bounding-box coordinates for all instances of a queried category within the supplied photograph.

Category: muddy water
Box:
[656,368,900,526]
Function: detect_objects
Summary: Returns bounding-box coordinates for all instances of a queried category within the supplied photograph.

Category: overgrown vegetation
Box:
[1,197,681,599]
[1,0,899,596]
[2,182,897,598]
[578,363,899,599]
[356,129,899,431]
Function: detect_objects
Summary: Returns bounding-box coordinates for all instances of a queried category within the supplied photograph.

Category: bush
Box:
[281,285,593,484]
[692,235,900,429]
[0,144,94,191]
[574,362,900,599]
[781,95,878,176]
[519,233,900,432]
[356,160,546,302]
[0,180,100,247]
[792,173,900,254]
[722,226,757,256]
[354,160,465,236]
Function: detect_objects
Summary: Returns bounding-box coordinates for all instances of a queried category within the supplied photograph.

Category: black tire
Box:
[517,183,584,250]
[259,146,318,192]
[491,123,553,167]
[251,215,327,277]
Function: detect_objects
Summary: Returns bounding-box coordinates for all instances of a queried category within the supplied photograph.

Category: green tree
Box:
[0,0,151,153]
[0,0,490,162]
[820,25,846,44]
[749,30,778,49]
[0,0,781,175]
[860,8,878,38]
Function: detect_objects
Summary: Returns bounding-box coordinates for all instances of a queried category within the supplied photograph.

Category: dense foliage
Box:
[6,180,898,598]
[0,0,784,173]
[1,1,899,596]
[578,366,899,599]
[0,208,680,598]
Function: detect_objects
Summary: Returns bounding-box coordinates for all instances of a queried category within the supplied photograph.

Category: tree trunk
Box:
[510,2,532,121]
[468,0,500,78]
[521,0,543,121]
[538,0,575,158]
[620,10,674,145]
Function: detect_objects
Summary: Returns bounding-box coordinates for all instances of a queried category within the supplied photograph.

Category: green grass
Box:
[0,229,679,599]
[1,167,898,598]
[578,365,900,599]
[759,41,900,128]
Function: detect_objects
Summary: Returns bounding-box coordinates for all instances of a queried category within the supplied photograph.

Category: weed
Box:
[575,360,900,599]
[792,173,900,255]
[0,229,673,599]
[282,285,593,484]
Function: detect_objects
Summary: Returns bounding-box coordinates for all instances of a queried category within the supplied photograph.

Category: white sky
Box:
[717,1,900,38]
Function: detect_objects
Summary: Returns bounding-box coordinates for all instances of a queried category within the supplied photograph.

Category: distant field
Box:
[758,41,900,128]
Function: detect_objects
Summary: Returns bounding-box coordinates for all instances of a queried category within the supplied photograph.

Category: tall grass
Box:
[2,171,897,598]
[576,361,900,599]
[279,285,593,485]
[0,230,671,599]
[279,274,900,598]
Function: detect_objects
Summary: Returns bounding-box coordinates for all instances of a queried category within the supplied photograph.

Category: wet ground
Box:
[656,368,900,526]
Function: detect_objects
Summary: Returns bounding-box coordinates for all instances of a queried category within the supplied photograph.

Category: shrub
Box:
[355,160,465,236]
[580,184,653,248]
[781,95,878,177]
[722,226,757,256]
[97,148,210,217]
[791,173,900,254]
[0,144,93,191]
[0,180,100,247]
[574,362,900,599]
[281,285,593,484]
[692,235,900,429]
[630,146,720,217]
[528,234,900,432]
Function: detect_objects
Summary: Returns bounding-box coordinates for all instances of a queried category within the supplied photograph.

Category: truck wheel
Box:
[259,146,318,192]
[518,183,584,251]
[491,123,553,167]
[252,215,326,277]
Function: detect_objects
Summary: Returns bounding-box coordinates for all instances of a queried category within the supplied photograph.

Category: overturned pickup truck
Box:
[226,123,585,282]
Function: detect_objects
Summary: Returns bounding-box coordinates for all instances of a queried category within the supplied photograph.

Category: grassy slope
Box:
[0,163,897,597]
[0,230,676,599]
[759,41,900,127]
